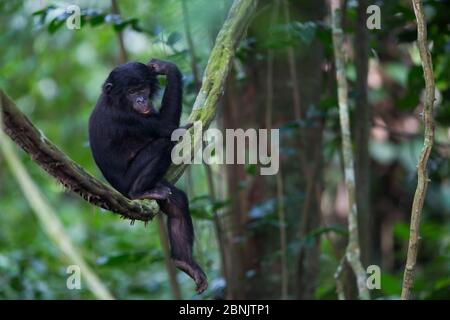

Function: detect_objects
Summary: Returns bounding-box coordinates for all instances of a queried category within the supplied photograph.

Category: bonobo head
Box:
[102,62,158,115]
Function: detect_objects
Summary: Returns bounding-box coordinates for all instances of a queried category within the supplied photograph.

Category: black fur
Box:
[88,60,207,293]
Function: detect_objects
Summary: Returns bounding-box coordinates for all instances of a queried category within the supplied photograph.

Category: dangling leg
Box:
[122,137,207,292]
[157,181,208,293]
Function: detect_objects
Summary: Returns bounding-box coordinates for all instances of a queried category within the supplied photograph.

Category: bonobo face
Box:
[103,61,158,115]
[126,85,154,115]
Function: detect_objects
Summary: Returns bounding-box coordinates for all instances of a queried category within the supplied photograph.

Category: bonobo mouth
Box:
[135,103,158,116]
[134,105,152,114]
[134,103,153,115]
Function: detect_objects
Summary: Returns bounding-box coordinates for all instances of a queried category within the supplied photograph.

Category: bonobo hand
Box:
[147,58,176,75]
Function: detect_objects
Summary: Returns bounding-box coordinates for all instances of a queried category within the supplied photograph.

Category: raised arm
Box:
[147,59,183,127]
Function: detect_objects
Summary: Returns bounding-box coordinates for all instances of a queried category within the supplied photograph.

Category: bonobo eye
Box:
[128,87,143,95]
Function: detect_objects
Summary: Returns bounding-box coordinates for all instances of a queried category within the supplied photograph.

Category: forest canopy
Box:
[0,0,449,301]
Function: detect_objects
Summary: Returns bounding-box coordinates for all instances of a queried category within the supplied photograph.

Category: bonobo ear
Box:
[103,82,113,93]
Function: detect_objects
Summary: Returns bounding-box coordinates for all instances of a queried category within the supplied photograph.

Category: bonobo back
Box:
[88,95,129,194]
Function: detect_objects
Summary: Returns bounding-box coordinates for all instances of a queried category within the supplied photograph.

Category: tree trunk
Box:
[354,0,371,268]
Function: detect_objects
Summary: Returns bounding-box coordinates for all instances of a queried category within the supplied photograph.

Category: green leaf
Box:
[32,5,56,17]
[167,32,182,46]
[48,15,68,33]
[292,21,317,45]
[88,14,106,27]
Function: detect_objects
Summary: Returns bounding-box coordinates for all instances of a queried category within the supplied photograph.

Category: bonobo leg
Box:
[126,140,173,200]
[130,182,172,201]
[157,181,208,294]
[127,159,171,200]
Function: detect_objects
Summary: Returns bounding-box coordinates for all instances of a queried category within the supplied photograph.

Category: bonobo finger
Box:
[146,58,160,66]
[147,59,163,74]
[147,58,173,75]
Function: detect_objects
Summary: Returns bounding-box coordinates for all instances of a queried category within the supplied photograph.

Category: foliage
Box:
[0,0,449,299]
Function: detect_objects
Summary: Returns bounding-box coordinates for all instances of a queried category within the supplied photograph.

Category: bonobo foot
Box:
[130,183,172,201]
[173,259,208,294]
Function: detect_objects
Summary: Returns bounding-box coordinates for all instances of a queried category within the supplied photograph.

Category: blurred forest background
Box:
[0,0,449,300]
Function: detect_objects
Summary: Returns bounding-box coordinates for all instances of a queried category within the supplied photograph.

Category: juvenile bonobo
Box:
[88,59,207,293]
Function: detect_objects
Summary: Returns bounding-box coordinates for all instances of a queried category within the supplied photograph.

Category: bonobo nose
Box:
[136,96,145,103]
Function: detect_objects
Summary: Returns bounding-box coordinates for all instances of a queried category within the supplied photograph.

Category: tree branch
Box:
[401,0,435,300]
[165,0,258,181]
[330,0,370,300]
[0,0,257,222]
[0,90,158,221]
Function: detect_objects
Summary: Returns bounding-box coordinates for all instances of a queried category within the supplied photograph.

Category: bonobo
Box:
[88,59,207,293]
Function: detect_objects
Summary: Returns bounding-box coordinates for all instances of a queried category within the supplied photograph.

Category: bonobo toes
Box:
[195,272,208,294]
[173,259,208,294]
[130,183,172,201]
